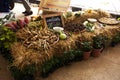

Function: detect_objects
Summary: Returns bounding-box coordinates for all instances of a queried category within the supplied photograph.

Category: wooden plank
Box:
[39,0,70,12]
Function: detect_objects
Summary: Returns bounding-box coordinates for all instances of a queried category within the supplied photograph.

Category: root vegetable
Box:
[24,17,29,24]
[16,27,58,52]
[17,19,26,28]
[5,23,16,31]
[12,21,19,29]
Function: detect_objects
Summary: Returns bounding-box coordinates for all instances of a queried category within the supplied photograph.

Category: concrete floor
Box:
[0,44,120,80]
[0,3,120,80]
[11,3,39,19]
[0,55,14,80]
[38,45,120,80]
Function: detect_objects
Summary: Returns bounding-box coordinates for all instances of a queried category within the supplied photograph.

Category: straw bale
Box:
[11,42,54,69]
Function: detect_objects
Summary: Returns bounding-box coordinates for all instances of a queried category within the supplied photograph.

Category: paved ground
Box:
[38,44,120,80]
[0,55,14,80]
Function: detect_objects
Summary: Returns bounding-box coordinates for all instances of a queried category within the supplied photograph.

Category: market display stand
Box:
[1,9,120,80]
[1,0,120,80]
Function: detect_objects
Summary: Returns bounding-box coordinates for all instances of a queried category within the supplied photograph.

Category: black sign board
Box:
[43,13,64,29]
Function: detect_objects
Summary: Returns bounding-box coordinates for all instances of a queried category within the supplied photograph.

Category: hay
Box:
[99,25,120,38]
[96,9,111,18]
[77,24,120,42]
[79,31,96,41]
[52,34,78,55]
[11,42,54,69]
[10,10,120,69]
[11,24,59,69]
[11,24,120,69]
[65,9,111,25]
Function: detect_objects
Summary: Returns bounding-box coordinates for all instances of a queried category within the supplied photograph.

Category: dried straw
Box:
[10,10,120,69]
[11,42,54,69]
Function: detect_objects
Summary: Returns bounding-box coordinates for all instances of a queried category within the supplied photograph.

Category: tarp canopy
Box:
[70,0,120,15]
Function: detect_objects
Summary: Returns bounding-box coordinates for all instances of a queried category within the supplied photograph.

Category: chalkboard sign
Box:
[43,13,64,29]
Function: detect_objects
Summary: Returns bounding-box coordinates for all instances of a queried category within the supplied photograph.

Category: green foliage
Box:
[72,50,83,61]
[86,22,94,28]
[10,64,35,80]
[117,17,120,21]
[75,12,81,17]
[92,35,103,49]
[1,49,14,64]
[84,21,94,32]
[0,12,16,25]
[41,50,83,77]
[62,51,75,63]
[81,41,93,52]
[101,35,111,47]
[66,11,72,18]
[33,16,42,21]
[41,50,76,74]
[111,32,120,44]
[0,25,16,50]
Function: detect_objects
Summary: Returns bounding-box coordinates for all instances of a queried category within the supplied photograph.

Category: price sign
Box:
[43,13,64,29]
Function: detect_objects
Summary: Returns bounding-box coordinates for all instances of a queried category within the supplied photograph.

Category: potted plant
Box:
[92,35,103,57]
[81,41,93,60]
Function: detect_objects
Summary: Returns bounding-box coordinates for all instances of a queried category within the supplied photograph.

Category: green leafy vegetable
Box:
[0,25,16,50]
